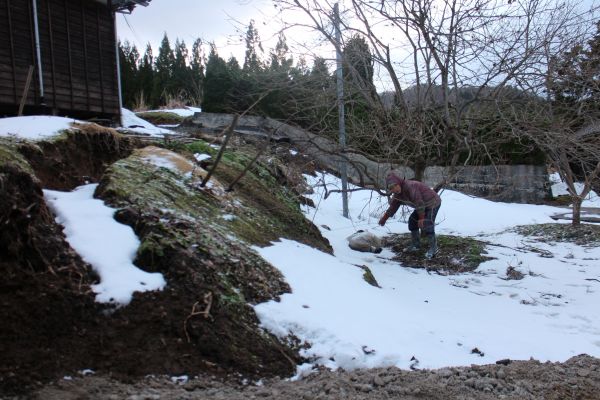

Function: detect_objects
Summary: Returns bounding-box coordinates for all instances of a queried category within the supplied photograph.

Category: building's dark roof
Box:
[111,0,151,13]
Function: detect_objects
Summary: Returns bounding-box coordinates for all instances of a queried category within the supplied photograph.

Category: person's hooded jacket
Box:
[383,173,441,221]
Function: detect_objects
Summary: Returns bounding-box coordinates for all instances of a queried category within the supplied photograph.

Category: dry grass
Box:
[72,122,120,137]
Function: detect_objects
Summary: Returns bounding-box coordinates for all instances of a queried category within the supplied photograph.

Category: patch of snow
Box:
[194,153,211,162]
[170,375,189,384]
[143,106,201,117]
[141,154,180,172]
[43,184,166,305]
[0,115,81,140]
[119,108,174,136]
[550,173,600,207]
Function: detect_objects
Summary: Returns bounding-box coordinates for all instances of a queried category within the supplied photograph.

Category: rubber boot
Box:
[404,230,421,252]
[425,234,438,259]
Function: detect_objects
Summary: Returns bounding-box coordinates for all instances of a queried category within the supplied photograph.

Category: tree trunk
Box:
[412,159,426,182]
[571,197,582,226]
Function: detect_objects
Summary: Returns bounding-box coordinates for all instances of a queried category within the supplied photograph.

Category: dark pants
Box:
[408,204,440,235]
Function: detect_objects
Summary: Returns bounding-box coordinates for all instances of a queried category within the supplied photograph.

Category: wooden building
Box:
[0,0,150,122]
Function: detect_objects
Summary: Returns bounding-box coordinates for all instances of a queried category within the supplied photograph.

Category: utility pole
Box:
[334,2,349,218]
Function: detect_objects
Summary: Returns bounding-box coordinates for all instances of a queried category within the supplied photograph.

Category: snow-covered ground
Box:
[3,113,600,375]
[0,115,80,141]
[254,174,600,375]
[139,106,202,118]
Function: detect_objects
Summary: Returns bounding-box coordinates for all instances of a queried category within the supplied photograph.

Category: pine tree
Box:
[137,44,154,109]
[269,32,293,73]
[243,20,263,74]
[152,33,175,106]
[190,38,205,105]
[342,35,379,153]
[171,39,190,103]
[261,33,294,118]
[118,40,140,109]
[203,44,233,112]
[549,21,600,120]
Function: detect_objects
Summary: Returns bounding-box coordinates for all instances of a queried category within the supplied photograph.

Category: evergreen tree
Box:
[305,57,336,132]
[269,32,293,73]
[118,40,140,108]
[342,35,379,153]
[309,57,332,91]
[152,33,175,106]
[190,38,205,105]
[243,20,264,74]
[549,21,600,120]
[137,44,154,109]
[262,33,294,119]
[203,44,234,112]
[343,35,374,88]
[226,56,242,76]
[171,39,190,102]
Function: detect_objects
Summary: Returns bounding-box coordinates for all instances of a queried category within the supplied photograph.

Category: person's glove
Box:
[418,215,425,229]
[379,213,389,226]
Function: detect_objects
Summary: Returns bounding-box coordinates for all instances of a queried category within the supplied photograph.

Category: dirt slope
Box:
[0,128,329,396]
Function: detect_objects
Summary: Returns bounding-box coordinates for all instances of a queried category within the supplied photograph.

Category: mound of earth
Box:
[0,127,330,396]
[32,354,600,399]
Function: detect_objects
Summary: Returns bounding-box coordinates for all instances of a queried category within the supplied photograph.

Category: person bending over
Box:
[379,172,442,259]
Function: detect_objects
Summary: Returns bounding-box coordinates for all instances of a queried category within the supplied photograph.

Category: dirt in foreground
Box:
[29,354,600,400]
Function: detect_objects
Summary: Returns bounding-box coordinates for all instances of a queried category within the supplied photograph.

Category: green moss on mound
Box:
[0,138,35,175]
[96,144,330,305]
[136,111,186,125]
[387,233,493,273]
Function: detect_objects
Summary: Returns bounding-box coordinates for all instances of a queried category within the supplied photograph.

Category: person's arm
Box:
[379,195,401,226]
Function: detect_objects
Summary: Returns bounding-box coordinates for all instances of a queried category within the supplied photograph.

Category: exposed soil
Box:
[16,124,138,190]
[2,127,600,399]
[0,129,326,397]
[29,354,600,400]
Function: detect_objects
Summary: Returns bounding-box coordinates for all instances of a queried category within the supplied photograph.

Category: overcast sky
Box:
[116,0,293,62]
[115,0,598,89]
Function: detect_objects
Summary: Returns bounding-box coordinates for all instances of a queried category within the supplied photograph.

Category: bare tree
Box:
[505,23,600,225]
[275,0,598,190]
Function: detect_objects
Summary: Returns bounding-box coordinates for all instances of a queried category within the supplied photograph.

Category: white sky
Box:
[116,0,287,63]
[3,114,600,376]
[115,0,600,95]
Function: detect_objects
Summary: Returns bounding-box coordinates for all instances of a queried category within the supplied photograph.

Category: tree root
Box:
[183,292,213,343]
